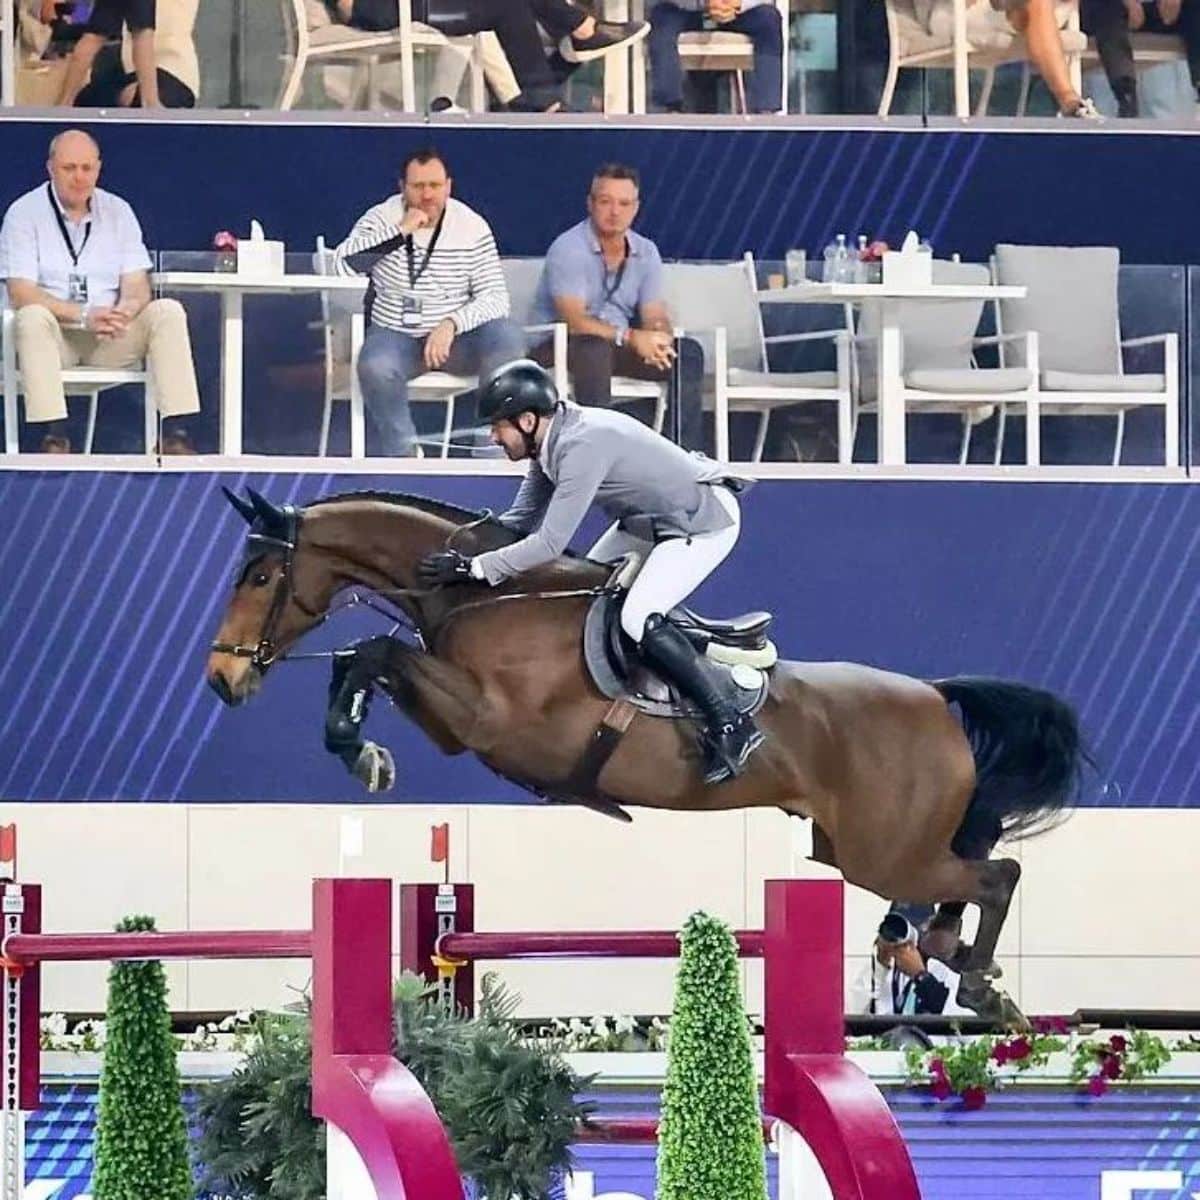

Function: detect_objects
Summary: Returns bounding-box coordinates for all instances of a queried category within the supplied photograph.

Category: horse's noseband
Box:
[211,505,309,671]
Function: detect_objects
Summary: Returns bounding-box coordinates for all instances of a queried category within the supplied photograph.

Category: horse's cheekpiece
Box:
[583,591,776,719]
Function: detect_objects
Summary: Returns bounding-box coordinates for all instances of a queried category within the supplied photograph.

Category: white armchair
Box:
[879,0,1084,117]
[660,255,852,462]
[992,244,1179,466]
[279,0,484,112]
[852,259,1038,465]
[2,304,156,456]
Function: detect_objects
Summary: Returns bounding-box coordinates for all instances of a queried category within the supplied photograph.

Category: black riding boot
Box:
[640,614,765,784]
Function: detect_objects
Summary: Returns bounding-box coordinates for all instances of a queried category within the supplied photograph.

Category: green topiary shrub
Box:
[92,914,193,1200]
[655,912,767,1200]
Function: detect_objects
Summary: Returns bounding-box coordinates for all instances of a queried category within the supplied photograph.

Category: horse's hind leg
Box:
[912,854,1021,1016]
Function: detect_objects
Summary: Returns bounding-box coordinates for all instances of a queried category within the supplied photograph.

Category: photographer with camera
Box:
[853,912,968,1017]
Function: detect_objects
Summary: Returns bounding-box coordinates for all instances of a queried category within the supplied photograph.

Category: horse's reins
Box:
[210,505,609,670]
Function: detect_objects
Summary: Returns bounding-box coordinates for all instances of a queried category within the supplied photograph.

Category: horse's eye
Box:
[250,570,272,588]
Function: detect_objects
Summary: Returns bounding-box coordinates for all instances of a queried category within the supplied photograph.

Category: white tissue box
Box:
[236,239,285,277]
[882,249,932,288]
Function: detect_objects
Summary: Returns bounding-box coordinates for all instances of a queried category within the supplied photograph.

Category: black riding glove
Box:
[417,549,475,586]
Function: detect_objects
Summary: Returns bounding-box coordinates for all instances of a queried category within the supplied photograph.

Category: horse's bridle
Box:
[210,504,608,672]
[209,505,320,671]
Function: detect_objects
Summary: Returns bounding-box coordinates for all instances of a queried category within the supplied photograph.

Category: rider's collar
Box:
[537,411,558,468]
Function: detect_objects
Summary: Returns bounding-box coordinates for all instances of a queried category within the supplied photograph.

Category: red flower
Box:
[1101,1054,1122,1080]
[1108,1034,1128,1054]
[929,1077,953,1101]
[961,1085,988,1110]
[1086,1074,1109,1097]
[1032,1016,1070,1035]
[1006,1036,1032,1062]
[991,1043,1010,1065]
[929,1058,948,1080]
[212,230,238,251]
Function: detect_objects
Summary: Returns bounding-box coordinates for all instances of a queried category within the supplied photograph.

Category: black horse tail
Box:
[932,676,1086,856]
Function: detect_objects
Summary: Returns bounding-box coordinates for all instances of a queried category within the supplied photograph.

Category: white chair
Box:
[279,0,483,113]
[851,259,1038,465]
[313,237,366,457]
[659,255,852,463]
[878,0,1084,117]
[991,244,1179,467]
[312,249,567,458]
[630,0,790,114]
[2,304,156,455]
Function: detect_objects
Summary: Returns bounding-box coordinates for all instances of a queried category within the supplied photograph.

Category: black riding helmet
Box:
[477,359,559,424]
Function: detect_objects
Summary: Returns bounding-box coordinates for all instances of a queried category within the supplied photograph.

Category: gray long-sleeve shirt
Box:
[472,404,745,585]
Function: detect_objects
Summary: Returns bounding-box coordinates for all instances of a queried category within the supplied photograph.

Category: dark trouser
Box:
[648,1,783,112]
[1080,0,1200,109]
[352,0,562,107]
[532,332,706,451]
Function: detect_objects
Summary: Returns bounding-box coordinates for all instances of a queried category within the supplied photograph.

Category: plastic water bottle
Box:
[833,234,852,283]
[854,235,869,283]
[822,237,838,283]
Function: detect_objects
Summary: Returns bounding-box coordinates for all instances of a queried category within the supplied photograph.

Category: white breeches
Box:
[587,486,741,643]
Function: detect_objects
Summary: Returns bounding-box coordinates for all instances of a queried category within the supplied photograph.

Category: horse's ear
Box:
[246,487,284,529]
[222,486,257,525]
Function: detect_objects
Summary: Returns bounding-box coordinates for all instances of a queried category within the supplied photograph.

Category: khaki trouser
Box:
[14,299,201,424]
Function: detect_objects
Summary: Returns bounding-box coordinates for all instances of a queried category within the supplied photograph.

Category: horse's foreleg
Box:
[324,638,397,791]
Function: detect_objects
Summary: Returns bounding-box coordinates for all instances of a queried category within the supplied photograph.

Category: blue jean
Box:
[357,317,526,455]
[648,1,783,113]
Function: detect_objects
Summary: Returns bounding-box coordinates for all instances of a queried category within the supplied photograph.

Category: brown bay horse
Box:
[205,489,1086,1016]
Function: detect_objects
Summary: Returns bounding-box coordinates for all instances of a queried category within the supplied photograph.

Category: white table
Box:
[154,272,368,456]
[760,280,1027,465]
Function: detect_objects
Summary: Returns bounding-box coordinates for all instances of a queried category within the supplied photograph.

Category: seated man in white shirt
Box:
[0,129,201,453]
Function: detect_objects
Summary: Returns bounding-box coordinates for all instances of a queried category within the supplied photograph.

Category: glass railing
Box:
[0,254,1193,468]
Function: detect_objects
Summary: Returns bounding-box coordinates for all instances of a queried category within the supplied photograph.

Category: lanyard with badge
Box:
[600,240,629,311]
[891,970,917,1014]
[401,208,445,329]
[47,183,92,306]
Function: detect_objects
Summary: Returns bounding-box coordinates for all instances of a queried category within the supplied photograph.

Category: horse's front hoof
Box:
[353,742,395,792]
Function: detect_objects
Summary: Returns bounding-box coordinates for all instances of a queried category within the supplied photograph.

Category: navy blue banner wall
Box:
[0,471,1195,806]
[1,116,1200,264]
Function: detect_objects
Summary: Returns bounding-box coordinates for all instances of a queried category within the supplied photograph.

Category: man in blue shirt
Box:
[529,163,704,450]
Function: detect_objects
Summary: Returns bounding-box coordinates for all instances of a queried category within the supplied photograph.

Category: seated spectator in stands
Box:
[850,913,970,1018]
[1081,0,1200,114]
[322,0,647,111]
[648,0,783,113]
[53,0,161,106]
[530,163,705,450]
[0,130,200,454]
[74,0,199,107]
[997,0,1099,115]
[333,146,525,456]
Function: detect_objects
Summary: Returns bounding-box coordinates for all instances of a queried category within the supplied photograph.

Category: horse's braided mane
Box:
[304,489,522,550]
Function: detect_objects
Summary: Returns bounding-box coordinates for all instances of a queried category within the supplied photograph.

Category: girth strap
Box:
[556,698,638,818]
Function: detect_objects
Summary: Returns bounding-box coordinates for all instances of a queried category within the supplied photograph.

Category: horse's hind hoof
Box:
[956,973,1005,1019]
[353,742,395,792]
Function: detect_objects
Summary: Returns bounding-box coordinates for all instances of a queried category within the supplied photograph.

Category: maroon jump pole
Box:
[2,877,465,1200]
[311,878,462,1199]
[399,876,921,1200]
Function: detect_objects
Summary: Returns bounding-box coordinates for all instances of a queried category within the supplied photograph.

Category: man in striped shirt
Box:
[334,147,524,456]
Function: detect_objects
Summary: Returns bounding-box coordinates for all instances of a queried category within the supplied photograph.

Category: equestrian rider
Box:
[416,358,764,784]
